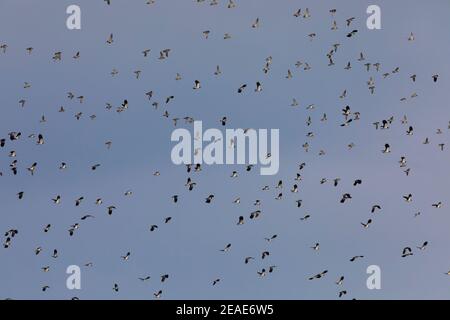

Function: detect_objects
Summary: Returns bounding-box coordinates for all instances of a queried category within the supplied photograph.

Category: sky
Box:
[1,0,450,300]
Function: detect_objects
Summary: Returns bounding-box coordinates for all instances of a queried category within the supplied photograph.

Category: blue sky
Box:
[1,0,450,299]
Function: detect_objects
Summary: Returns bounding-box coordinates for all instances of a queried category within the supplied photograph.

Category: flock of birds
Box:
[0,0,447,300]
